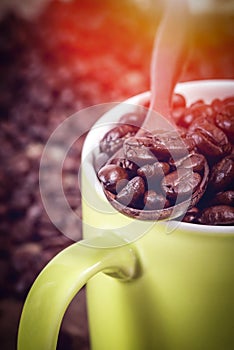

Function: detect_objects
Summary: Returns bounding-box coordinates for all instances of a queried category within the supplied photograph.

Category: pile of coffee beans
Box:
[97,94,234,225]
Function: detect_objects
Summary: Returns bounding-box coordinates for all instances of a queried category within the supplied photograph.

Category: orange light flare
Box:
[183,9,234,81]
[37,0,160,101]
[37,0,234,101]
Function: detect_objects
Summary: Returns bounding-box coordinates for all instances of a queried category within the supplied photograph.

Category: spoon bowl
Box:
[103,160,209,221]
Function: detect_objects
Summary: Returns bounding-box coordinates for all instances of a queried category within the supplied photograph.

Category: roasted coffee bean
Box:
[123,136,158,165]
[151,130,195,159]
[94,152,109,172]
[223,96,234,105]
[172,93,186,108]
[182,207,200,223]
[161,170,201,200]
[171,94,186,123]
[171,107,185,124]
[215,104,234,143]
[189,118,232,161]
[209,155,234,192]
[137,161,170,179]
[179,103,214,128]
[124,130,194,165]
[110,158,139,178]
[198,205,234,225]
[144,190,169,210]
[187,115,219,134]
[190,100,205,108]
[137,161,170,194]
[98,164,129,193]
[211,98,223,113]
[100,124,139,156]
[169,152,205,173]
[210,190,234,206]
[116,176,145,208]
[178,111,195,129]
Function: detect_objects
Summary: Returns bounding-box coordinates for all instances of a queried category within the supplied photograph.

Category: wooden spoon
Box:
[102,0,209,220]
[138,0,190,133]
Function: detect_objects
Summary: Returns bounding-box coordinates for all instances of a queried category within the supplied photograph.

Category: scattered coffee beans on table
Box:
[96,94,234,225]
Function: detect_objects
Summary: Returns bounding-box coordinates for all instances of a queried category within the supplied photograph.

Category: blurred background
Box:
[0,0,233,349]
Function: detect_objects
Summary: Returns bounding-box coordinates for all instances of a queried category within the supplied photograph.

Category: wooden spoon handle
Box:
[143,0,190,131]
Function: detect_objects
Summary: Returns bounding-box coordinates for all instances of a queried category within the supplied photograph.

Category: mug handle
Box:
[17,236,137,350]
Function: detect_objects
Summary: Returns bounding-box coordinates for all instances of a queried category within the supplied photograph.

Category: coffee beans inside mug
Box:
[96,94,234,225]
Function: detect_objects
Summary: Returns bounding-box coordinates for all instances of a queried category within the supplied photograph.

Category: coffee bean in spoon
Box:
[110,157,139,179]
[116,176,145,209]
[172,152,206,173]
[161,169,202,202]
[123,129,194,166]
[98,164,129,193]
[137,161,170,180]
[123,135,159,166]
[144,190,170,210]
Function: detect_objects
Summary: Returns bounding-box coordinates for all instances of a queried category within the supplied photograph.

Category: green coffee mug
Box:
[18,80,234,350]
